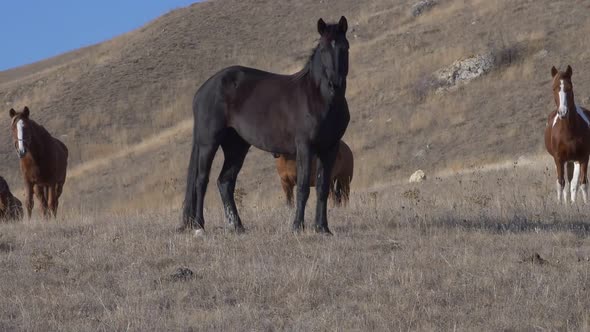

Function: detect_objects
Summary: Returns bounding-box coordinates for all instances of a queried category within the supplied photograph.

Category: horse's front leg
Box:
[293,142,312,232]
[314,145,338,235]
[555,158,566,204]
[25,181,34,219]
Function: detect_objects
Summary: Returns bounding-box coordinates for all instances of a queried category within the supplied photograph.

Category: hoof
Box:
[292,223,305,233]
[176,224,191,233]
[314,225,333,235]
[231,224,246,234]
[194,229,205,237]
[177,223,204,234]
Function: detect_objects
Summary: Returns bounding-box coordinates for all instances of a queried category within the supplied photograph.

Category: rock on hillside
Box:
[434,52,495,93]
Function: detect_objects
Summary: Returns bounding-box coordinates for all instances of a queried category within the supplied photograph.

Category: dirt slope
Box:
[1,0,590,214]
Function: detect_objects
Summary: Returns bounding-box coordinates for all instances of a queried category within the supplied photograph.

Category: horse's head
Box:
[8,106,31,158]
[551,65,575,119]
[315,16,349,96]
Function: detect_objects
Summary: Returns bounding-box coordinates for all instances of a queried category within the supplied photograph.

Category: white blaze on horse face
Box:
[558,80,568,117]
[16,120,25,154]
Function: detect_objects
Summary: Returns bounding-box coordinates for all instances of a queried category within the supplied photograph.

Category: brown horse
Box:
[0,176,23,222]
[274,140,353,207]
[544,65,590,204]
[9,106,68,218]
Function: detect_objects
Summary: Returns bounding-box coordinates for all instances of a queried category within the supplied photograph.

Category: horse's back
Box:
[52,137,68,183]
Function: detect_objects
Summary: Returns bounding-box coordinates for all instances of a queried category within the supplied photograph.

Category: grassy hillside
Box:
[2,0,590,213]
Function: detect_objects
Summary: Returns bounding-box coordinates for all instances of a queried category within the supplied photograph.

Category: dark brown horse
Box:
[0,176,23,222]
[544,65,590,204]
[274,140,353,207]
[9,106,68,218]
[181,16,350,235]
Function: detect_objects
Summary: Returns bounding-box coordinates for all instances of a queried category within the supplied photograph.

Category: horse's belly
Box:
[231,112,297,154]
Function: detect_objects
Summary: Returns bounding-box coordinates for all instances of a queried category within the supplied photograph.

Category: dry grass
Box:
[3,0,590,329]
[3,165,590,331]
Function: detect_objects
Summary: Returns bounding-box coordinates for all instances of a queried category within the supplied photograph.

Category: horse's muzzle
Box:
[558,106,568,118]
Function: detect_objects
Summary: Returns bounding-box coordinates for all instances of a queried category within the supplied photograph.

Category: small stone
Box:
[409,170,426,183]
[170,267,194,282]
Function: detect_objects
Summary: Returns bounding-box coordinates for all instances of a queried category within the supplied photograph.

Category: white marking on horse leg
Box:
[194,229,205,237]
[562,162,569,204]
[16,120,25,154]
[581,183,588,204]
[571,162,580,203]
[558,80,567,116]
[556,179,563,203]
[576,106,590,127]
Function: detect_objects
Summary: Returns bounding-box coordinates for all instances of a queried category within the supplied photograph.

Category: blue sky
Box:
[1,0,199,71]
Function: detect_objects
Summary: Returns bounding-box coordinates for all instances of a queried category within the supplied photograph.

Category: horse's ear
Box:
[565,65,573,78]
[317,18,327,35]
[22,106,29,118]
[338,16,348,33]
[551,66,558,78]
[9,108,16,118]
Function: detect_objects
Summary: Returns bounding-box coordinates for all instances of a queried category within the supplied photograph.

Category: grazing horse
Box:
[0,176,23,222]
[181,16,350,235]
[274,140,353,207]
[9,106,68,218]
[544,65,590,204]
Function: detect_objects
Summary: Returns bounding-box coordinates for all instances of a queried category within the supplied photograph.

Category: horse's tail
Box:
[333,177,351,207]
[182,132,199,228]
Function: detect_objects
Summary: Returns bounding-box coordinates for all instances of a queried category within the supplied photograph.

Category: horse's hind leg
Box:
[218,130,250,233]
[571,162,581,203]
[580,157,589,204]
[192,143,219,231]
[55,183,64,215]
[34,185,50,219]
[47,185,58,218]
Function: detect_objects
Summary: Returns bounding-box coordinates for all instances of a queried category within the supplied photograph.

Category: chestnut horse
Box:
[544,65,590,204]
[9,107,68,218]
[182,17,350,235]
[0,176,23,222]
[274,140,353,207]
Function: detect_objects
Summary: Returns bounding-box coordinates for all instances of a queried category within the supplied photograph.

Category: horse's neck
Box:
[28,124,51,165]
